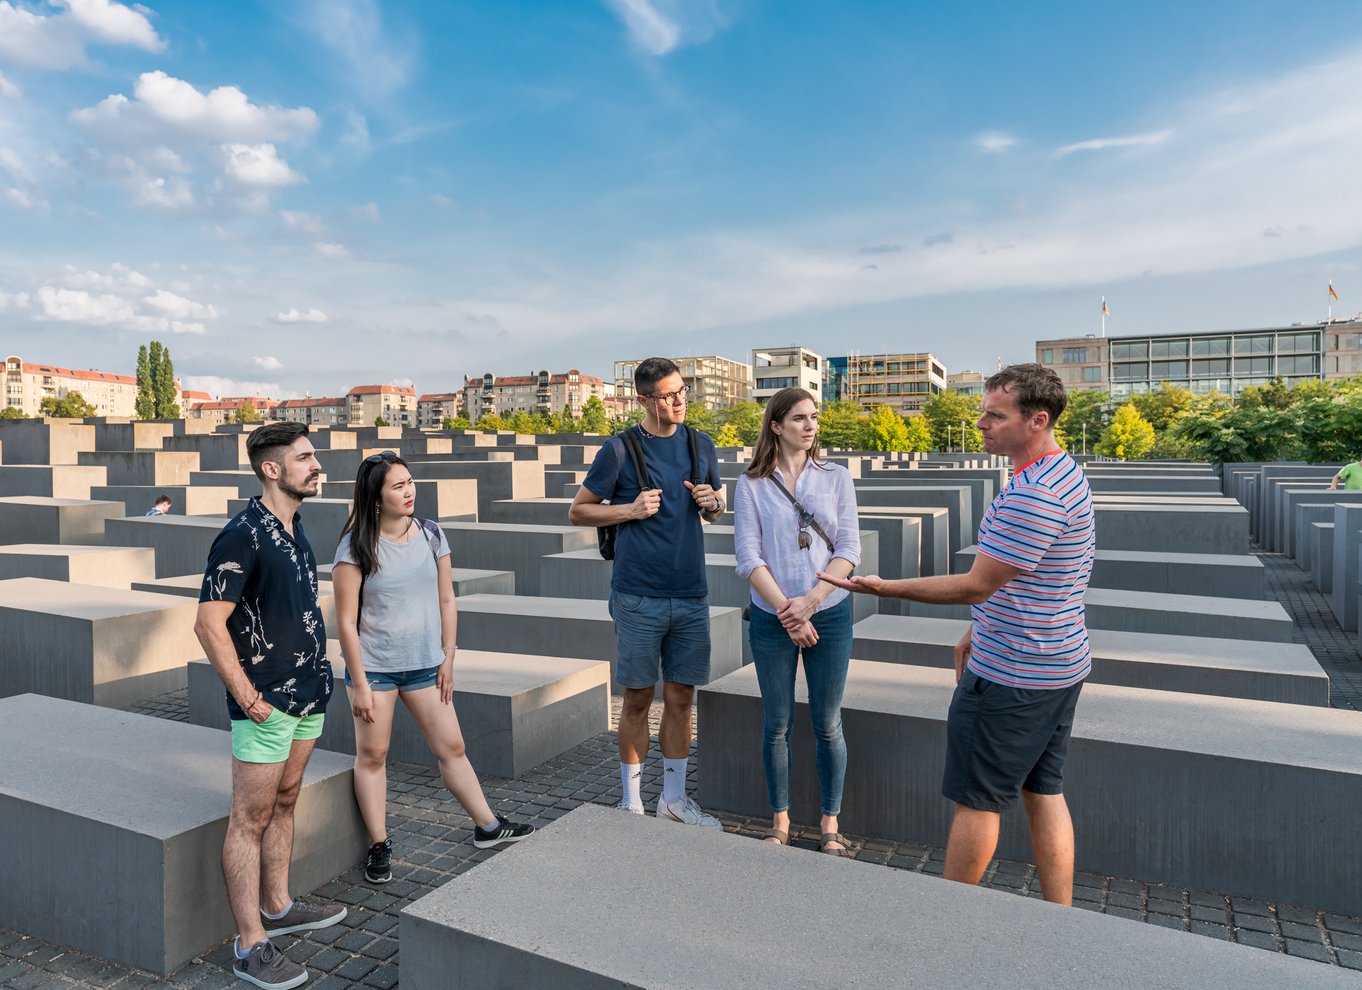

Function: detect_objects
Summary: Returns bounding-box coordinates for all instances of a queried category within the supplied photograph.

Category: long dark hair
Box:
[744,387,828,480]
[340,452,407,577]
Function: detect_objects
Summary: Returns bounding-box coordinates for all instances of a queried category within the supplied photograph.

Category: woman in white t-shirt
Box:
[334,451,532,885]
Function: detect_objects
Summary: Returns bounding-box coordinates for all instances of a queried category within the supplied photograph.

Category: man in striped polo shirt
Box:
[820,363,1093,904]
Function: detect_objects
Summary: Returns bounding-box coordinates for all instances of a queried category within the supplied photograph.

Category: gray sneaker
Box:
[232,939,307,990]
[260,896,347,937]
[654,794,722,829]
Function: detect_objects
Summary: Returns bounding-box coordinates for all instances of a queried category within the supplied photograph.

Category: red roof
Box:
[466,372,605,389]
[181,390,212,400]
[348,385,415,396]
[418,393,461,402]
[276,397,345,409]
[193,399,279,412]
[23,362,136,385]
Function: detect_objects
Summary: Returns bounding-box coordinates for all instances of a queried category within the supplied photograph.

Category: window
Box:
[1233,356,1273,375]
[1192,358,1230,376]
[1150,339,1189,358]
[756,376,797,390]
[1039,349,1053,364]
[1111,341,1148,361]
[1062,347,1088,364]
[1234,335,1273,355]
[1191,337,1230,357]
[1151,361,1188,379]
[1278,354,1319,376]
[1111,362,1148,381]
[1277,332,1319,353]
[1082,367,1102,382]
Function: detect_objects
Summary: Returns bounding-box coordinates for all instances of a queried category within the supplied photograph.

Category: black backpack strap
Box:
[685,425,705,486]
[418,519,444,562]
[619,427,653,490]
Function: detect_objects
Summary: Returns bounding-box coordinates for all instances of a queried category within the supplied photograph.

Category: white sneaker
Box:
[654,794,722,829]
[616,801,645,815]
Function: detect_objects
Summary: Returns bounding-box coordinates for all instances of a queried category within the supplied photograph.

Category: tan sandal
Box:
[763,828,789,845]
[819,832,852,857]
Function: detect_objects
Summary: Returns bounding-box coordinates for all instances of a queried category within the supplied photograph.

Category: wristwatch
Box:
[709,497,725,513]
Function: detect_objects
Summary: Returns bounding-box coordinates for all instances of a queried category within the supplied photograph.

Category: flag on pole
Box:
[1329,281,1340,302]
[1102,297,1112,318]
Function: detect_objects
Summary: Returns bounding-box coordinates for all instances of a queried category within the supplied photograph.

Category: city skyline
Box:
[2,1,1362,399]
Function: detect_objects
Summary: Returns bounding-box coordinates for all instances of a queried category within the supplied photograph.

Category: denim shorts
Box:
[608,591,711,689]
[942,669,1084,813]
[343,665,441,692]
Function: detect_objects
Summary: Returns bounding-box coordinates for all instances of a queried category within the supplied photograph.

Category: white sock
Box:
[261,901,290,920]
[620,762,643,809]
[662,757,688,804]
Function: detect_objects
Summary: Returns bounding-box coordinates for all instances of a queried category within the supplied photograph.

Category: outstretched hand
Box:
[817,571,886,596]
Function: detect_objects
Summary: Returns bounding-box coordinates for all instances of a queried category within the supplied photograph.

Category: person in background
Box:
[1329,455,1362,491]
[145,493,172,515]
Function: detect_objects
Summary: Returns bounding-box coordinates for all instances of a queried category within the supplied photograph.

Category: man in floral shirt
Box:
[195,422,344,990]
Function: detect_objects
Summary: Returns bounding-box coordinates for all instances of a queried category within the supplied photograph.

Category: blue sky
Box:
[2,0,1361,399]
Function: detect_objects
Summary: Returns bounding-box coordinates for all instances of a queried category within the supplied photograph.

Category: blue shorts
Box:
[343,665,440,692]
[608,591,711,689]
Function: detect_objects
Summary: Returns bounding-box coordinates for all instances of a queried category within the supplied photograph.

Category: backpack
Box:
[598,426,706,560]
[358,518,444,619]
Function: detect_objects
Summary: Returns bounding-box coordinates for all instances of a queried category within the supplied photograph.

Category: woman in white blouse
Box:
[733,387,861,855]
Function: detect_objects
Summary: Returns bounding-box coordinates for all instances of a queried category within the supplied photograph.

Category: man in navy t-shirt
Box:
[570,357,725,826]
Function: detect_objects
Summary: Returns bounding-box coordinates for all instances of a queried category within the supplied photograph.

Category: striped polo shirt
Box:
[967,449,1095,689]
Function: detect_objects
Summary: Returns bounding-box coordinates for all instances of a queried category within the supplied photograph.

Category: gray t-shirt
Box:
[334,524,452,673]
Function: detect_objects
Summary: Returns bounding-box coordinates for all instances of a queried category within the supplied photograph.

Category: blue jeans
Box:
[748,596,853,816]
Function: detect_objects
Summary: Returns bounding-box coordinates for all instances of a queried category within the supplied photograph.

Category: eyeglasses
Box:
[363,450,399,466]
[797,508,814,550]
[643,384,691,405]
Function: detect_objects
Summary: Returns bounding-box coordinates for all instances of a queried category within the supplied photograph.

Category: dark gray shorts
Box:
[942,669,1084,813]
[608,591,711,690]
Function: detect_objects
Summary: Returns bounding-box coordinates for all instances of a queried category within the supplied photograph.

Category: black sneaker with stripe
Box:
[473,816,535,849]
[363,839,392,884]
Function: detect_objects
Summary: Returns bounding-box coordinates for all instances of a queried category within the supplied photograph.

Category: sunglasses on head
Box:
[364,450,399,465]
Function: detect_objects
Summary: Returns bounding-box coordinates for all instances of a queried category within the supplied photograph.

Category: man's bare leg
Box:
[943,804,1000,885]
[1022,790,1075,905]
[259,738,317,917]
[658,682,694,760]
[223,758,288,948]
[618,686,654,765]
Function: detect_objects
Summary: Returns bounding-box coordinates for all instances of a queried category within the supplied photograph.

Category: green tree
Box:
[1096,403,1156,460]
[39,391,97,418]
[442,414,472,431]
[0,406,25,419]
[477,411,507,432]
[817,400,866,450]
[1056,389,1109,456]
[714,422,742,447]
[374,415,390,427]
[1129,383,1193,433]
[134,344,156,419]
[904,414,933,453]
[922,390,982,451]
[507,411,539,435]
[863,405,911,451]
[718,401,763,444]
[555,404,577,434]
[683,403,719,437]
[609,408,645,435]
[234,402,261,424]
[146,340,180,418]
[580,395,610,434]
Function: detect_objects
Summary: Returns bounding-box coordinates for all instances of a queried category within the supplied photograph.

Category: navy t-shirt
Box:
[199,498,332,720]
[582,425,720,598]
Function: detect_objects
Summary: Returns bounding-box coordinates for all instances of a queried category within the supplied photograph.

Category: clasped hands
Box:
[777,592,819,647]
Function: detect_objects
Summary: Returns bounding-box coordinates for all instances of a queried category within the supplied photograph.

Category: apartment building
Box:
[273,396,348,426]
[348,385,415,427]
[947,370,987,397]
[751,346,823,405]
[1037,317,1362,398]
[613,355,754,411]
[416,393,463,428]
[188,396,279,425]
[825,352,947,415]
[462,369,616,420]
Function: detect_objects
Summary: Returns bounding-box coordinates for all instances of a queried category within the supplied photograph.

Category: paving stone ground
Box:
[4,547,1361,987]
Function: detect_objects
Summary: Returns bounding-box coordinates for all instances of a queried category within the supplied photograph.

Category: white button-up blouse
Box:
[733,461,861,615]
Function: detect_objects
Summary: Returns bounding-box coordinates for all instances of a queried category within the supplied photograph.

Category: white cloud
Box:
[293,0,415,99]
[280,210,325,234]
[351,201,380,222]
[388,376,413,388]
[62,263,151,289]
[3,186,33,208]
[181,375,295,399]
[0,70,18,99]
[430,193,454,208]
[1056,129,1172,156]
[0,0,163,71]
[72,71,318,145]
[314,241,350,260]
[145,288,219,320]
[0,290,29,310]
[4,264,219,335]
[134,175,195,211]
[222,143,304,187]
[275,307,328,323]
[252,355,283,371]
[602,0,727,56]
[976,131,1017,153]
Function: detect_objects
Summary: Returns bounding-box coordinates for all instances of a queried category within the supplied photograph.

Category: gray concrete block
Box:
[1084,474,1224,494]
[455,594,743,693]
[91,484,237,517]
[0,578,202,707]
[439,522,597,596]
[482,497,576,526]
[408,460,546,515]
[545,468,589,499]
[910,587,1292,642]
[92,421,177,451]
[0,496,125,546]
[322,476,479,521]
[0,544,155,589]
[188,650,610,778]
[1312,523,1335,594]
[0,420,95,465]
[0,464,107,499]
[0,694,362,974]
[76,450,200,487]
[104,514,230,578]
[851,614,1329,705]
[698,661,1362,917]
[400,803,1353,990]
[159,432,249,471]
[852,485,972,553]
[1092,504,1249,554]
[955,545,1265,599]
[1293,501,1342,569]
[189,470,262,497]
[855,471,999,537]
[1329,503,1362,631]
[317,563,516,598]
[860,506,949,579]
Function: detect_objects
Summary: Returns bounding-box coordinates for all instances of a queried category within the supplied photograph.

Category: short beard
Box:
[278,475,319,501]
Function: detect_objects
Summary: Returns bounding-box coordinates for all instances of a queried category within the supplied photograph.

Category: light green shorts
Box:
[231,708,326,764]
